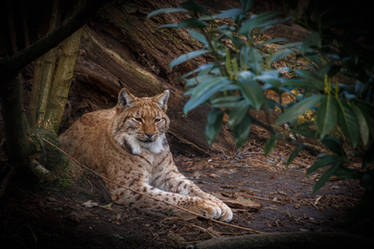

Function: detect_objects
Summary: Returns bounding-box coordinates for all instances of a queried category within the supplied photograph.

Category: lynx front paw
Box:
[205,195,233,222]
[216,201,233,222]
[195,199,222,219]
[192,198,233,222]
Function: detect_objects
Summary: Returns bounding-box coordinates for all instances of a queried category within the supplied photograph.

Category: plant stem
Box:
[200,28,229,77]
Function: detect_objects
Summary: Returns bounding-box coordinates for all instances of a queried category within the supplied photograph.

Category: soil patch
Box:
[1,128,368,249]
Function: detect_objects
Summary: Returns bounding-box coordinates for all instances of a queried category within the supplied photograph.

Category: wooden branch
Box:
[0,0,106,77]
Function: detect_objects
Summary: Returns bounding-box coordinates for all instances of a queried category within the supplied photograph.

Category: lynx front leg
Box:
[110,183,225,220]
[153,170,233,222]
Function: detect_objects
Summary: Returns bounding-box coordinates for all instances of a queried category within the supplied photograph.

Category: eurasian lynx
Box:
[59,88,233,221]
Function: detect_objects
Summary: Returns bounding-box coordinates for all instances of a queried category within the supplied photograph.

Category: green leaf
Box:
[178,18,208,28]
[247,47,263,74]
[316,95,338,138]
[182,63,214,79]
[211,96,242,108]
[185,76,224,96]
[216,8,242,19]
[301,32,322,54]
[276,95,322,125]
[157,24,179,29]
[278,41,302,50]
[321,137,345,157]
[201,8,242,20]
[238,12,280,34]
[258,17,292,33]
[334,165,360,179]
[257,37,288,47]
[306,154,340,175]
[356,102,374,140]
[147,8,188,19]
[187,29,208,47]
[295,70,324,90]
[282,78,324,91]
[185,74,213,89]
[271,48,294,63]
[228,100,249,128]
[286,144,305,167]
[256,77,282,90]
[184,78,231,114]
[238,72,265,110]
[233,115,251,147]
[313,165,338,193]
[291,121,316,138]
[169,49,209,69]
[178,1,209,15]
[264,133,280,156]
[337,100,360,148]
[351,104,369,146]
[206,108,224,145]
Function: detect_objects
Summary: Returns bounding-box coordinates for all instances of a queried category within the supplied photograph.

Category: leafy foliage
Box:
[148,1,374,194]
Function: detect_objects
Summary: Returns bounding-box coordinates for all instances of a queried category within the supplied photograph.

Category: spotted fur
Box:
[59,88,233,221]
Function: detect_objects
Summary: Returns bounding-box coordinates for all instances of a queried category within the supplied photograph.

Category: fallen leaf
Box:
[206,173,218,178]
[100,203,113,210]
[82,200,99,208]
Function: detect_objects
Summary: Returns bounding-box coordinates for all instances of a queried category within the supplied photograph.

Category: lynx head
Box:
[112,88,170,155]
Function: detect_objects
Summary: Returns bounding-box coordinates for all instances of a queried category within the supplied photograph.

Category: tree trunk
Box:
[0,0,102,188]
[64,0,235,155]
[43,28,83,132]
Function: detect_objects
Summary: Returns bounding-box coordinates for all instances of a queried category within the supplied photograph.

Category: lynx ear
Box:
[118,88,136,108]
[155,90,170,111]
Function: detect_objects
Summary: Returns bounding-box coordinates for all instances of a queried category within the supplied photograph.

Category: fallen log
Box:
[195,231,371,249]
[69,26,234,155]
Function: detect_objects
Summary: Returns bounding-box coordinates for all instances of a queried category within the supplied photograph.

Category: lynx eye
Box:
[154,118,161,122]
[133,117,143,122]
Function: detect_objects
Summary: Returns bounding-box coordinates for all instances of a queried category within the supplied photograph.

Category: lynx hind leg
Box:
[111,184,226,220]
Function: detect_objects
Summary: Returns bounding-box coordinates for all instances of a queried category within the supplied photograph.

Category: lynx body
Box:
[59,89,233,221]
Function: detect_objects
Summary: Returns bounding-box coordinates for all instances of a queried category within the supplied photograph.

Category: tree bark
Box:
[43,28,83,132]
[71,26,234,155]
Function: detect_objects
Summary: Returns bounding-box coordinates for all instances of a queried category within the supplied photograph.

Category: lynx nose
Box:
[145,133,153,138]
[144,133,154,142]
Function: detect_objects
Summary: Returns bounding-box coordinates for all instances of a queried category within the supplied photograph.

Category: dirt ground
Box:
[1,125,370,249]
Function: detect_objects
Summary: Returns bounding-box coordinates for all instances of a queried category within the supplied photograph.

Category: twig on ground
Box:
[190,224,220,238]
[240,190,283,204]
